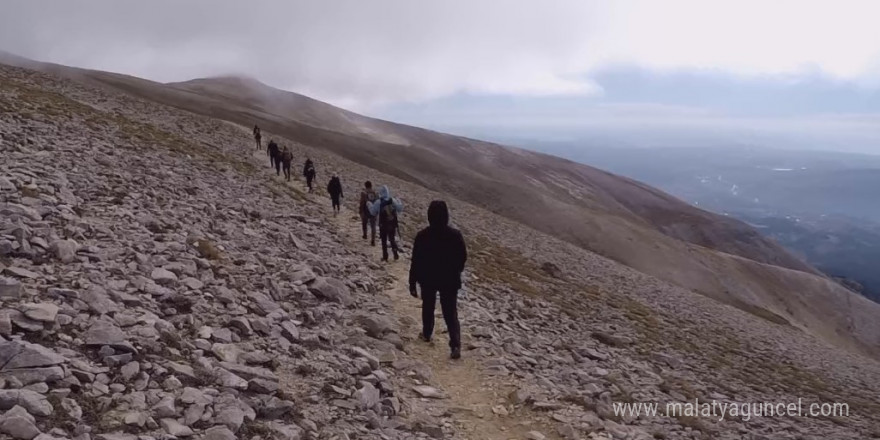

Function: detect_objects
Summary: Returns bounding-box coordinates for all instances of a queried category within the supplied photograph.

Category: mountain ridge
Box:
[2,53,879,358]
[3,58,880,439]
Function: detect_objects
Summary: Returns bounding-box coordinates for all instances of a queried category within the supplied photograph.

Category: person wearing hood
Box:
[368,185,403,261]
[267,139,281,175]
[303,158,316,192]
[253,125,262,149]
[408,200,468,359]
[359,181,379,246]
[327,173,343,215]
[280,146,293,181]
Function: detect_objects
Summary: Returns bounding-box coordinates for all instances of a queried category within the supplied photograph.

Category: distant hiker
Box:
[408,200,467,359]
[303,158,316,192]
[253,125,262,149]
[280,146,293,181]
[327,174,344,215]
[368,185,403,261]
[267,140,281,176]
[359,181,379,246]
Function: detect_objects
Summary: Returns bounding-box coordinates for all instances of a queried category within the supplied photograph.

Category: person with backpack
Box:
[267,140,281,175]
[327,173,344,215]
[359,181,378,246]
[368,185,403,261]
[280,146,293,181]
[408,200,468,359]
[303,158,316,192]
[253,125,262,150]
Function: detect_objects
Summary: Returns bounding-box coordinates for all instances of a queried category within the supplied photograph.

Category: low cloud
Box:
[1,0,879,110]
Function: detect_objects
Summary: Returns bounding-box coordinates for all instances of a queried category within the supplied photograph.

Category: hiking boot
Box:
[362,234,367,240]
[371,240,376,247]
[450,347,461,359]
[419,333,431,343]
[393,253,400,261]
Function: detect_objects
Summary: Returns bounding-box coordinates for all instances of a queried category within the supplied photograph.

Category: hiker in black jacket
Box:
[267,140,280,175]
[408,200,468,359]
[253,125,262,149]
[327,173,343,215]
[359,181,378,246]
[280,146,293,181]
[303,158,316,192]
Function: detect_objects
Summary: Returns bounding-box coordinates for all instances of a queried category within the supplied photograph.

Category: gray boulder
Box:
[0,405,40,439]
[0,389,53,416]
[308,277,352,306]
[49,239,77,263]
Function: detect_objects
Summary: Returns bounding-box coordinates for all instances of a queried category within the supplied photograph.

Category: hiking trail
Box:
[328,205,555,440]
[244,134,560,439]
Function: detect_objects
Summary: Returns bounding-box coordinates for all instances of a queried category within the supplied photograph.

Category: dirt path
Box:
[329,207,546,439]
[243,138,558,439]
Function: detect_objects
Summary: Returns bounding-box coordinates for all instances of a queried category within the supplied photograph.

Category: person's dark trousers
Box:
[380,226,398,260]
[306,176,314,192]
[269,155,276,168]
[255,138,261,149]
[421,288,461,349]
[331,195,341,213]
[283,163,291,181]
[274,158,281,176]
[362,216,376,245]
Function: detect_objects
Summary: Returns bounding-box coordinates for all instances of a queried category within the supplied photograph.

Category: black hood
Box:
[427,200,449,228]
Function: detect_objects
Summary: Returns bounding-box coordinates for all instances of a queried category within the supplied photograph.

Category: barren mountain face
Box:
[2,61,880,439]
[70,65,880,356]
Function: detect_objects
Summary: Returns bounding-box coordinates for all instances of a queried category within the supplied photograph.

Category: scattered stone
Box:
[0,341,66,370]
[248,378,279,394]
[355,382,381,410]
[3,267,39,280]
[120,362,140,381]
[160,418,194,437]
[412,386,444,399]
[151,396,176,418]
[84,320,136,353]
[0,277,22,299]
[308,277,352,306]
[0,389,53,416]
[202,426,236,440]
[0,405,40,439]
[280,320,300,341]
[150,268,178,285]
[61,398,82,420]
[49,239,77,263]
[20,303,59,323]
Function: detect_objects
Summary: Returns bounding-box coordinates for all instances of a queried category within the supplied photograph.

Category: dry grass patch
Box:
[195,239,223,260]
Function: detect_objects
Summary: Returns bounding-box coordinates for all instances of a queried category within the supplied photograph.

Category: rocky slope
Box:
[11,58,877,356]
[2,62,880,440]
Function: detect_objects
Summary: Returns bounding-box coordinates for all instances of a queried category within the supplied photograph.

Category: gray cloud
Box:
[0,0,603,108]
[3,0,879,111]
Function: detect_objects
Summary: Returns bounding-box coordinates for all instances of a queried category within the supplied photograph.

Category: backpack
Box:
[281,151,292,163]
[361,189,377,215]
[379,198,398,228]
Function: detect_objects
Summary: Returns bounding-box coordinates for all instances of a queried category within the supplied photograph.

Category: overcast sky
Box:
[1,0,879,152]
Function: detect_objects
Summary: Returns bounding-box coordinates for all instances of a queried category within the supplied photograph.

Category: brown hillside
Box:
[3,53,879,357]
